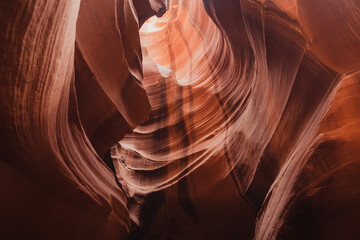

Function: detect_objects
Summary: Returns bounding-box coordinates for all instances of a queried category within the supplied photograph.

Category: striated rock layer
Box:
[111,0,360,239]
[1,0,360,239]
[0,0,167,239]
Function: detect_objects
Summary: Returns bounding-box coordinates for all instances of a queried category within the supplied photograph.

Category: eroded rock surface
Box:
[0,0,158,239]
[112,0,360,239]
[1,0,360,239]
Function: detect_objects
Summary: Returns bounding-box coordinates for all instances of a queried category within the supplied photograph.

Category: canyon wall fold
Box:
[111,0,360,239]
[0,0,157,238]
[1,0,360,239]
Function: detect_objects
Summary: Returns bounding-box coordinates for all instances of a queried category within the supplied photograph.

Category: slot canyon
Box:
[1,0,360,239]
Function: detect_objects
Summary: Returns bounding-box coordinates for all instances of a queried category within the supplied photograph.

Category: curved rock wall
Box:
[112,0,360,239]
[0,0,158,238]
[75,0,151,156]
[1,0,359,239]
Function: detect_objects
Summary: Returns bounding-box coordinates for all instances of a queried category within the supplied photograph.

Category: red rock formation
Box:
[0,0,131,238]
[0,0,163,238]
[1,0,360,239]
[111,0,360,239]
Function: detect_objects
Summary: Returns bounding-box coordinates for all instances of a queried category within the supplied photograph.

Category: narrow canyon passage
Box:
[1,0,360,239]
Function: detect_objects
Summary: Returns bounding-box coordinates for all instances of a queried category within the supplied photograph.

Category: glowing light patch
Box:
[156,63,172,78]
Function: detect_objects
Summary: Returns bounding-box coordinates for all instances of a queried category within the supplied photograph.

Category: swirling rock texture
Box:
[1,0,360,240]
[0,0,164,239]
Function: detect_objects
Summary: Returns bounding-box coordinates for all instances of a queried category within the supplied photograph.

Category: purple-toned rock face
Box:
[1,0,360,239]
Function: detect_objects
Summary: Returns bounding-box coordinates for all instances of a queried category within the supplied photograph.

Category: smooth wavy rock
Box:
[75,0,152,156]
[1,0,360,239]
[0,0,164,239]
[111,0,360,239]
